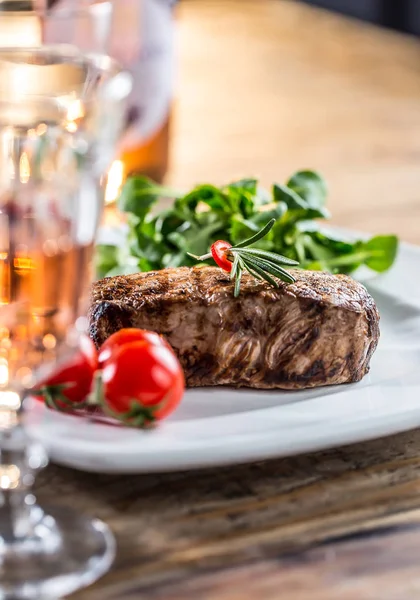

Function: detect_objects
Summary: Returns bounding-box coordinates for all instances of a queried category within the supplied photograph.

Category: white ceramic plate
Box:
[24,237,420,473]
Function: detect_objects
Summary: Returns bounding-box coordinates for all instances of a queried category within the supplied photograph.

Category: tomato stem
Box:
[86,371,104,406]
[33,384,80,412]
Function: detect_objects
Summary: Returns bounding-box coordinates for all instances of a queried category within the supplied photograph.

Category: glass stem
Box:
[1,487,33,542]
[0,399,48,547]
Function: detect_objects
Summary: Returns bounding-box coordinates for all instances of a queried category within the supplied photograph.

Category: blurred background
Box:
[301,0,420,34]
[100,0,420,242]
[1,0,418,238]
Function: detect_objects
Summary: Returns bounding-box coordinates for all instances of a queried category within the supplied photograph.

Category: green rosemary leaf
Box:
[238,256,247,272]
[275,268,295,284]
[234,266,243,297]
[241,259,265,282]
[230,253,240,280]
[232,247,299,266]
[244,255,295,284]
[243,259,279,288]
[233,218,275,248]
[254,258,295,284]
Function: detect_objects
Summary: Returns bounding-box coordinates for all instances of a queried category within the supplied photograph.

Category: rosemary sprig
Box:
[188,219,299,297]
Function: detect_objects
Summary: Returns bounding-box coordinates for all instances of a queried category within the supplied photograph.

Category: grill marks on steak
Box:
[89,266,380,390]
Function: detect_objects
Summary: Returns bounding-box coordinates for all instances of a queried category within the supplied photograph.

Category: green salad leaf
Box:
[96,170,399,279]
[287,170,328,208]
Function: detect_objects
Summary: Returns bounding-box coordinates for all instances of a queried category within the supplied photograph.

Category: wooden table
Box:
[36,1,420,598]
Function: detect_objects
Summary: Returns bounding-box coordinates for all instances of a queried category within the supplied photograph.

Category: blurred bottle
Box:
[110,0,174,184]
[102,0,175,209]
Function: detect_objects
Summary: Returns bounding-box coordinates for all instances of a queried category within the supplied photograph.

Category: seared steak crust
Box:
[89,266,379,390]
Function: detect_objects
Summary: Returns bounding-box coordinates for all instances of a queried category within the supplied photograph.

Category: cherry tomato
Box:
[34,335,97,409]
[211,240,233,272]
[79,333,99,371]
[102,340,184,424]
[98,328,168,368]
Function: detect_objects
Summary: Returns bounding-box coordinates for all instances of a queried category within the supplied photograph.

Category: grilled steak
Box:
[89,266,379,390]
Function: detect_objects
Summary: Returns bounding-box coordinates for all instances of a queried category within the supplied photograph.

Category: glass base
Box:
[0,504,115,599]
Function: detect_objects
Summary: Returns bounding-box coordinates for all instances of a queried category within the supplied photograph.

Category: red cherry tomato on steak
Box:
[102,340,184,422]
[34,335,97,409]
[211,240,233,272]
[98,328,169,368]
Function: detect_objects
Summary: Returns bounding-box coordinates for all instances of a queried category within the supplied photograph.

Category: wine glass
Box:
[0,46,131,598]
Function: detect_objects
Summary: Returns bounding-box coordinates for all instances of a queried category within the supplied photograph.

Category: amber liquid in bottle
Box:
[110,0,174,186]
[121,114,170,183]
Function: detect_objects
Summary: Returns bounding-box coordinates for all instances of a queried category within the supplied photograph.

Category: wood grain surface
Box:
[37,1,420,598]
[37,430,420,599]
